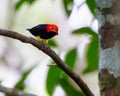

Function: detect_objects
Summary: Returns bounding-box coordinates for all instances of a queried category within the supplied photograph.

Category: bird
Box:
[27,24,58,44]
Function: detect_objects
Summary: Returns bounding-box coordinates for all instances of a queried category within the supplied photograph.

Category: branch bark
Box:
[0,29,94,96]
[0,84,36,96]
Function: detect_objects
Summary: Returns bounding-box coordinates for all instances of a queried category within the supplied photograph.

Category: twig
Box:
[0,84,36,96]
[0,29,94,96]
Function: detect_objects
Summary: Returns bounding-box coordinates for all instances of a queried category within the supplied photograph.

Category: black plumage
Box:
[27,24,56,39]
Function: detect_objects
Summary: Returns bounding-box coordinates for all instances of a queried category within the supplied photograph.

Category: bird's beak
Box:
[56,31,58,35]
[52,30,58,35]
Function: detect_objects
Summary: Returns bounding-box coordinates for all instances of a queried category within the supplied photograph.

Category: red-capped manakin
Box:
[27,24,58,44]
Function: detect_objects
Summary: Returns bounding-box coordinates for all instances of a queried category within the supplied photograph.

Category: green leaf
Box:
[15,0,26,10]
[65,48,77,69]
[15,0,36,10]
[83,36,99,73]
[63,0,73,16]
[14,65,36,90]
[46,67,61,95]
[28,0,36,4]
[48,39,57,47]
[72,27,97,36]
[73,27,98,73]
[60,79,85,96]
[60,48,77,80]
[86,0,96,16]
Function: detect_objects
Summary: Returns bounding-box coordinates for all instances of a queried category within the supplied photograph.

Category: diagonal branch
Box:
[0,29,94,96]
[0,83,36,96]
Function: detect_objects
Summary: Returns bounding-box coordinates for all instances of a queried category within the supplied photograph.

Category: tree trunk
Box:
[95,0,120,96]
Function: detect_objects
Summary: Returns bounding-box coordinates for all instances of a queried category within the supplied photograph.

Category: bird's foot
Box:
[36,36,41,41]
[36,36,48,44]
[43,39,48,44]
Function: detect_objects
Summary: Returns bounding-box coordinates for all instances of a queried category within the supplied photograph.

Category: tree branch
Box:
[0,84,36,96]
[0,29,94,96]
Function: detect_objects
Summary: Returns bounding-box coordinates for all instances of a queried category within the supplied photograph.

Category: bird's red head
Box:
[46,24,58,35]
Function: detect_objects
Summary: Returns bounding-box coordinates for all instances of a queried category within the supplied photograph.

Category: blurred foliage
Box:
[13,0,98,96]
[73,27,98,73]
[46,48,78,95]
[46,0,98,95]
[86,0,96,16]
[60,79,85,96]
[14,65,37,90]
[46,67,61,95]
[15,0,36,10]
[72,27,97,36]
[84,35,98,73]
[64,48,77,69]
[48,39,57,47]
[63,0,73,16]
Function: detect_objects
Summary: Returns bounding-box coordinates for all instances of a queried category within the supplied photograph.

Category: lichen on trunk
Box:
[95,0,120,95]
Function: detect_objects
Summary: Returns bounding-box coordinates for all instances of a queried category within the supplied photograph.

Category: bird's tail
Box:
[26,29,31,31]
